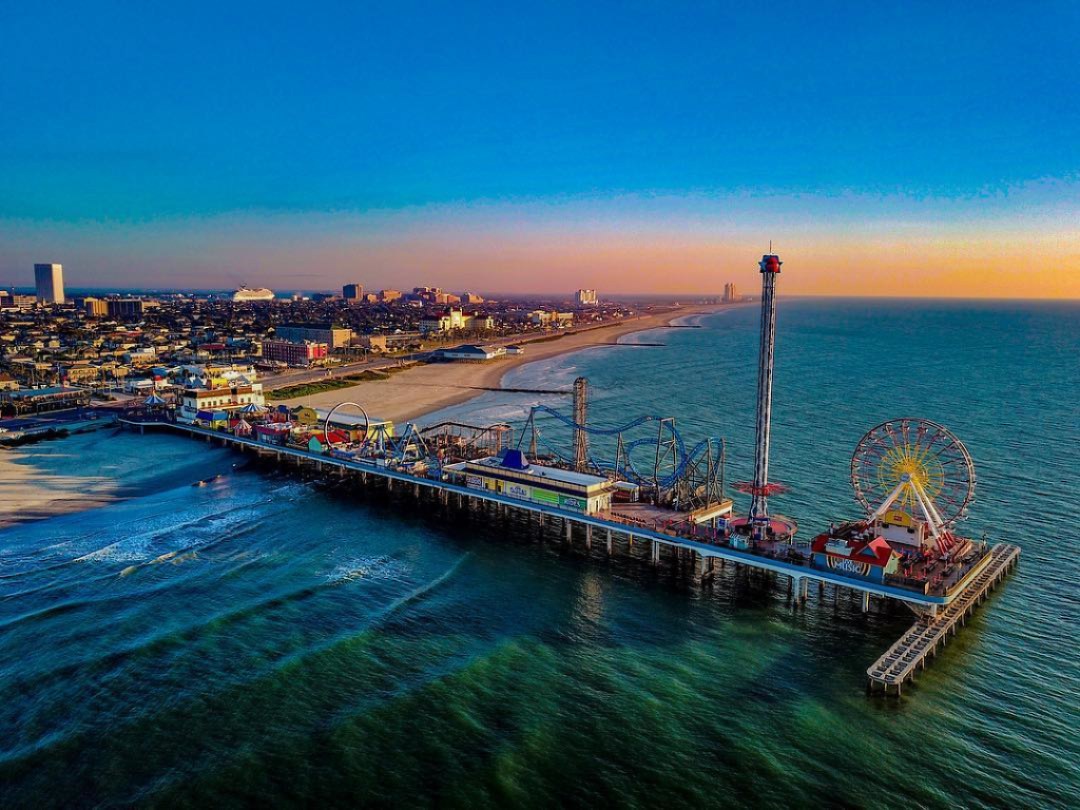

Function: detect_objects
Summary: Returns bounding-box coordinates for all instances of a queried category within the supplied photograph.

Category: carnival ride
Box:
[808,417,983,594]
[323,401,428,465]
[849,417,977,552]
[516,401,727,512]
[725,253,798,545]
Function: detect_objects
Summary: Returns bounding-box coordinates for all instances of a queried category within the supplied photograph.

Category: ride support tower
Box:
[730,251,794,546]
[749,253,781,536]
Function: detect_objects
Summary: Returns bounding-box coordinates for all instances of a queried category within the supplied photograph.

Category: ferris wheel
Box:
[850,418,976,534]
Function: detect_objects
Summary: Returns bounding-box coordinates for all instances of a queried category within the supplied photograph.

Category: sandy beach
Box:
[270,304,726,424]
[0,446,118,530]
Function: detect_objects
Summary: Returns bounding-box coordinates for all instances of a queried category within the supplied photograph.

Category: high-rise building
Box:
[34,263,65,304]
[342,283,363,301]
[723,283,739,303]
[575,289,598,306]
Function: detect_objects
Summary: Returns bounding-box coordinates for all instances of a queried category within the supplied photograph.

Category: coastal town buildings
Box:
[178,375,265,423]
[419,308,495,334]
[83,297,108,317]
[0,278,643,394]
[275,323,353,349]
[0,292,37,309]
[436,344,507,361]
[529,310,574,326]
[107,298,161,319]
[0,384,89,415]
[575,289,598,306]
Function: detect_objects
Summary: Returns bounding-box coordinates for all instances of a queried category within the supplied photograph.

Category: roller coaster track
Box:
[523,404,719,489]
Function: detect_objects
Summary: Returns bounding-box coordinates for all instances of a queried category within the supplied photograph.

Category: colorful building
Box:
[810,531,901,583]
[180,383,265,424]
[444,450,615,515]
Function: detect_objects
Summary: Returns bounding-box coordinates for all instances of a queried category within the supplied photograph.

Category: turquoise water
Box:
[1,299,1077,808]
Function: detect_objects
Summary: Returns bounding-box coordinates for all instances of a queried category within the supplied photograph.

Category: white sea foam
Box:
[325,555,408,584]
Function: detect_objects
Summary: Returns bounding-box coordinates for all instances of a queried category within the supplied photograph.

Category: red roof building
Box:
[811,530,901,582]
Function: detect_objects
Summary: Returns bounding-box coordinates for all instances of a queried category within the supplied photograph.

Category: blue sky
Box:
[1,2,1078,296]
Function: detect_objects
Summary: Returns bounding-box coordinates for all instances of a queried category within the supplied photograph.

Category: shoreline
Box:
[270,303,733,424]
[0,304,732,529]
[0,445,119,530]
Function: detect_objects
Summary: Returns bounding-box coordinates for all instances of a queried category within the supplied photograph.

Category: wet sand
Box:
[270,305,725,423]
[0,447,117,529]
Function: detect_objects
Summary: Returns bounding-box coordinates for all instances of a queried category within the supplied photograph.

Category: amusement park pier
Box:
[119,252,1020,693]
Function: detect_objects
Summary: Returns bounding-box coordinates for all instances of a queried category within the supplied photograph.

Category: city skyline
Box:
[2,3,1078,299]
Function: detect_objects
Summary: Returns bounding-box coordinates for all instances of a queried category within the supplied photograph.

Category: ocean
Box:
[0,299,1076,808]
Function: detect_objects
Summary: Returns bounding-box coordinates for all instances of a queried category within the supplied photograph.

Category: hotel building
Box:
[261,339,329,366]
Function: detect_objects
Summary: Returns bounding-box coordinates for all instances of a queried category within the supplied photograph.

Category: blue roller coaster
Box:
[517,402,725,499]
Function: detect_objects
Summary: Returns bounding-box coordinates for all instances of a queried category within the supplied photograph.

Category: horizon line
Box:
[2,285,1077,304]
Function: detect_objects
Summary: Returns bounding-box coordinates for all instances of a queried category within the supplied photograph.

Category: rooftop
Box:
[450,453,612,488]
[2,385,86,399]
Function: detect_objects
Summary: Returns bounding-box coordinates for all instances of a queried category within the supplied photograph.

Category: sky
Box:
[1,2,1078,298]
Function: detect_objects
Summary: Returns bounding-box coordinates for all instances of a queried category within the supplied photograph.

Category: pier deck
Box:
[119,417,1020,690]
[867,542,1020,695]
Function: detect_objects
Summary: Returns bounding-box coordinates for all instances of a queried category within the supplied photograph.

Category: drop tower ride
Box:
[732,251,796,547]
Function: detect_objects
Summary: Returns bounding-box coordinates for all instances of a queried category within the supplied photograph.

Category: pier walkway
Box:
[867,543,1020,695]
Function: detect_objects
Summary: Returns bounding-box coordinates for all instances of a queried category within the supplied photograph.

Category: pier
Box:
[867,543,1020,695]
[119,415,1019,689]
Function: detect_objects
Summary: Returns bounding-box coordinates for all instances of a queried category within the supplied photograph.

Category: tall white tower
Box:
[34,263,65,305]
